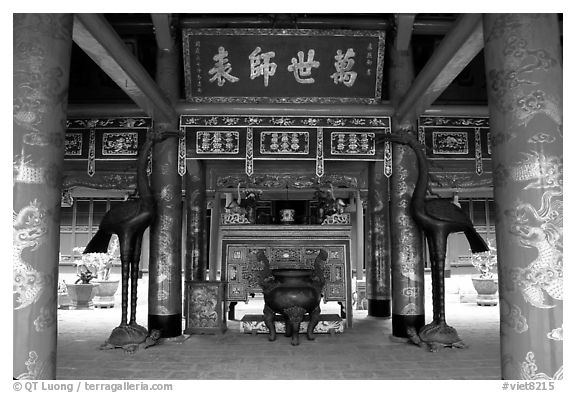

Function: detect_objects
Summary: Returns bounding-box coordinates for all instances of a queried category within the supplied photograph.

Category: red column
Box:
[148,36,183,338]
[185,160,207,282]
[388,43,426,337]
[366,162,391,317]
[483,14,563,379]
[13,14,73,379]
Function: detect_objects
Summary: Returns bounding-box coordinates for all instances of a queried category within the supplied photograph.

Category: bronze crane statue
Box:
[381,131,489,351]
[84,129,181,349]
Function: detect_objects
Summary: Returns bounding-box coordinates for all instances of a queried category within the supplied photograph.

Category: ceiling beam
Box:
[176,102,394,117]
[394,14,416,51]
[72,14,176,123]
[151,13,174,51]
[180,15,391,30]
[395,13,484,123]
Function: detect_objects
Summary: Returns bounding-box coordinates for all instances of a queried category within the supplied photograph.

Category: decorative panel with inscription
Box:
[418,116,491,159]
[181,115,390,162]
[64,118,153,178]
[65,118,152,159]
[330,132,375,156]
[196,130,240,154]
[418,116,491,175]
[259,131,310,155]
[183,28,385,104]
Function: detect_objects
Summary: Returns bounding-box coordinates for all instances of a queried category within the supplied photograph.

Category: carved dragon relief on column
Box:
[484,13,563,379]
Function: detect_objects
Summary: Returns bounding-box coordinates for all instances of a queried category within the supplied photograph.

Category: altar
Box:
[219,224,353,327]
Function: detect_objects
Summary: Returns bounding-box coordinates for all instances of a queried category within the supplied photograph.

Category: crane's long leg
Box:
[103,232,147,348]
[429,235,448,325]
[418,232,466,349]
[119,234,131,327]
[129,234,143,325]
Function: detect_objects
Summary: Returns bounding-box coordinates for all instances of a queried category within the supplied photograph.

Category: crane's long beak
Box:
[375,132,409,145]
[151,130,184,142]
[161,130,184,139]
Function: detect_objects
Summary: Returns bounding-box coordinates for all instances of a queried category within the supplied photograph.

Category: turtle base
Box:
[408,321,468,352]
[105,323,148,347]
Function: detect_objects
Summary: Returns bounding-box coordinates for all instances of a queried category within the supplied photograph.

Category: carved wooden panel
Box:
[185,281,227,334]
[418,116,491,175]
[181,115,390,162]
[182,28,385,104]
[223,244,347,303]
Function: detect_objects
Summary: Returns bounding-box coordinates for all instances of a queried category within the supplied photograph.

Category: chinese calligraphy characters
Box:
[331,48,357,87]
[287,49,320,84]
[206,46,360,88]
[185,29,384,103]
[249,47,277,87]
[208,46,239,86]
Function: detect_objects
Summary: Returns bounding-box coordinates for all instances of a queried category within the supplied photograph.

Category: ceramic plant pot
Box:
[92,279,119,308]
[471,277,499,306]
[65,283,100,310]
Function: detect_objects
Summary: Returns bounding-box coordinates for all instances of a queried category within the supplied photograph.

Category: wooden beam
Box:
[72,14,176,123]
[395,13,484,123]
[67,103,146,118]
[176,102,394,117]
[151,13,174,51]
[424,105,489,117]
[180,15,391,30]
[394,14,416,51]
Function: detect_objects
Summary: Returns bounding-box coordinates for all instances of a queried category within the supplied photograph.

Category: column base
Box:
[367,299,391,317]
[148,313,182,338]
[392,313,424,338]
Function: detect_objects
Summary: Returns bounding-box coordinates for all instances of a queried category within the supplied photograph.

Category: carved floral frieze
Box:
[64,133,83,156]
[432,131,469,155]
[419,116,490,128]
[66,118,152,129]
[102,132,139,156]
[216,173,358,190]
[181,115,390,128]
[322,213,351,225]
[221,213,250,225]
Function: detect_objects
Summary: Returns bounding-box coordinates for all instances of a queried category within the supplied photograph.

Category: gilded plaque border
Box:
[182,28,385,104]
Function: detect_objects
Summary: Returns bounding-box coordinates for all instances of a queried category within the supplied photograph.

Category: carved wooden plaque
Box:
[183,28,385,104]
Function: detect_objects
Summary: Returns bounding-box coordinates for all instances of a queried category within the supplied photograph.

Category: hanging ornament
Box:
[245,128,254,177]
[87,129,96,177]
[384,127,392,178]
[316,127,324,178]
[475,127,483,175]
[178,130,186,177]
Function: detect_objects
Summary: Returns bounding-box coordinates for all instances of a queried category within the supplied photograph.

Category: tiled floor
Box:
[56,274,501,380]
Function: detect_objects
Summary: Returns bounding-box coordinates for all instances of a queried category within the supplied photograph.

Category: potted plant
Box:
[71,237,120,308]
[65,262,99,310]
[470,241,499,306]
[238,188,261,223]
[313,184,347,224]
[57,280,71,309]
